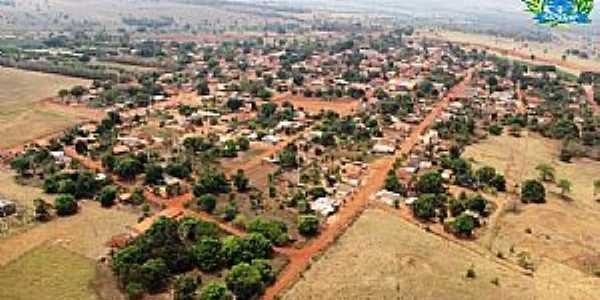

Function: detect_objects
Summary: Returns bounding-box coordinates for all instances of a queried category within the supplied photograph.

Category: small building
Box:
[0,199,16,217]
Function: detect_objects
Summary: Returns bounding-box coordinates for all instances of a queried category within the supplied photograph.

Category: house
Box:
[373,190,402,206]
[311,197,338,216]
[0,198,16,217]
[372,144,395,154]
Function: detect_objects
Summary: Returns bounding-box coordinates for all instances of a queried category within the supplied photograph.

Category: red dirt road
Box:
[261,68,475,300]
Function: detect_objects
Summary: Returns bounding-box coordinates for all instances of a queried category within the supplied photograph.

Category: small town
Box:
[0,1,599,300]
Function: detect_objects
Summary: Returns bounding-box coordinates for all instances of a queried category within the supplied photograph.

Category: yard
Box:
[0,244,98,300]
[0,67,95,149]
[284,209,600,300]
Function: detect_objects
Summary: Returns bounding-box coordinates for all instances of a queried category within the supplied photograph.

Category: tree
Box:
[33,198,51,222]
[594,179,600,200]
[193,237,223,272]
[298,215,319,236]
[557,179,572,198]
[10,156,29,176]
[197,194,217,213]
[384,170,406,195]
[99,186,118,208]
[412,193,439,220]
[173,275,198,300]
[453,213,477,237]
[144,164,164,185]
[193,170,231,195]
[126,282,145,300]
[43,176,60,193]
[416,172,445,194]
[490,174,507,192]
[521,180,546,204]
[221,234,272,266]
[247,218,289,246]
[58,89,70,101]
[199,283,233,300]
[115,157,143,181]
[225,263,265,300]
[232,169,250,192]
[535,164,555,183]
[55,195,78,216]
[140,258,169,293]
[476,166,496,186]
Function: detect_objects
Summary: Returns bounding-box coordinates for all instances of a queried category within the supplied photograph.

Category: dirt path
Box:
[262,68,476,300]
[583,85,599,114]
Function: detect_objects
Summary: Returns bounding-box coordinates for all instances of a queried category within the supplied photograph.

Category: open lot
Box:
[0,67,95,149]
[0,244,97,300]
[284,209,600,300]
[272,94,361,116]
[463,132,600,278]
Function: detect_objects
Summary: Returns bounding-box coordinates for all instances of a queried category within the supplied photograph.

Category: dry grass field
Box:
[0,244,98,300]
[0,201,137,266]
[420,30,600,75]
[463,132,600,279]
[0,67,93,149]
[284,209,600,300]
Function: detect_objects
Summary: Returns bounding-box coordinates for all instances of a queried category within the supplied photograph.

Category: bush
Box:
[55,195,78,216]
[521,180,546,204]
[298,215,320,236]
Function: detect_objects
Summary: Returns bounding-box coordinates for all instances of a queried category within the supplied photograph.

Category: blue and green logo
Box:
[523,0,594,26]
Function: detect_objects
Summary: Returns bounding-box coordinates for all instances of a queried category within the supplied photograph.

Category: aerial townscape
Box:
[0,1,599,299]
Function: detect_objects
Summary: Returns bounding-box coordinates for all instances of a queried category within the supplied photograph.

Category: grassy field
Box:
[0,244,98,300]
[284,209,600,300]
[463,132,600,280]
[0,67,93,149]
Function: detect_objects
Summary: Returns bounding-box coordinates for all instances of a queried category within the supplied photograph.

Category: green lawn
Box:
[0,245,98,300]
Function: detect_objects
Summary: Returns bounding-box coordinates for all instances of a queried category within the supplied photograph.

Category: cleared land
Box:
[284,209,600,300]
[0,67,94,149]
[463,132,600,280]
[0,244,97,300]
